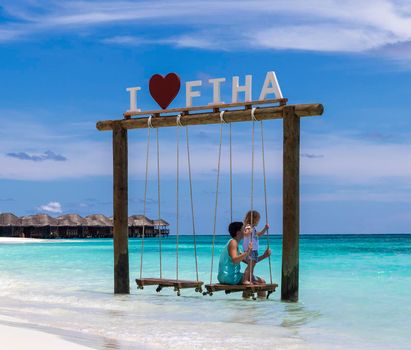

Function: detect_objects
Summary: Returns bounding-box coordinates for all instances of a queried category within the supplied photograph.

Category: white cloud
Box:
[300,133,411,181]
[102,36,148,46]
[1,0,411,60]
[302,190,411,203]
[38,201,62,213]
[253,25,396,52]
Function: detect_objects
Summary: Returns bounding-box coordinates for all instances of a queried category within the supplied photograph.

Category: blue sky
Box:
[0,0,410,234]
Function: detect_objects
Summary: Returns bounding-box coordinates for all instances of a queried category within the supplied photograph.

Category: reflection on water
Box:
[103,338,120,350]
[280,302,322,327]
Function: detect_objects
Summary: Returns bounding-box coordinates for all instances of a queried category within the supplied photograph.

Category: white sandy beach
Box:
[0,237,88,244]
[0,237,42,244]
[0,322,93,350]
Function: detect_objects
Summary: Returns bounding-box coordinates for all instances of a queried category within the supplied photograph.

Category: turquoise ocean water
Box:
[0,234,410,349]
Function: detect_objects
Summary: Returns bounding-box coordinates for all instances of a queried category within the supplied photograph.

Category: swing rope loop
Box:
[210,115,224,285]
[176,113,183,127]
[220,110,227,124]
[148,114,154,128]
[251,107,257,121]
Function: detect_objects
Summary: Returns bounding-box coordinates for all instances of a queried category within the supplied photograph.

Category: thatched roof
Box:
[20,214,58,227]
[0,213,169,227]
[57,214,86,226]
[128,215,154,226]
[85,214,113,226]
[0,213,20,226]
[153,219,169,226]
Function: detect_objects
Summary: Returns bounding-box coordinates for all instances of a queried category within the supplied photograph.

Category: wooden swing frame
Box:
[96,98,324,302]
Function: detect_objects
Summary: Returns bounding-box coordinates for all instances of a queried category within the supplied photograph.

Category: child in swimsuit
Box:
[242,210,270,284]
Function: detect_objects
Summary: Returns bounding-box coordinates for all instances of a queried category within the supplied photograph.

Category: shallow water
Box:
[0,235,410,349]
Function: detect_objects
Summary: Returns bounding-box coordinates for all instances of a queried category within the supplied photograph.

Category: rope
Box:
[210,113,224,285]
[156,126,163,279]
[175,114,182,281]
[229,123,233,222]
[260,119,273,284]
[249,108,256,284]
[139,119,152,280]
[220,109,233,222]
[185,126,200,282]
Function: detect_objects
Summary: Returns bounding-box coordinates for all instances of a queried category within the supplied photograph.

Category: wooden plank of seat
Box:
[205,283,278,294]
[136,278,203,289]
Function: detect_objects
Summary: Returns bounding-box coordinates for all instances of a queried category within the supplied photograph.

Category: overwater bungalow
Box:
[20,214,59,238]
[0,213,169,239]
[56,214,88,238]
[0,213,21,237]
[84,214,113,238]
[128,215,152,237]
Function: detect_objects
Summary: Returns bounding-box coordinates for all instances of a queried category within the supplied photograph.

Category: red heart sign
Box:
[149,73,181,110]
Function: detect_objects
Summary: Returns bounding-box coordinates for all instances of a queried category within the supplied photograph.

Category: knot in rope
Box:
[176,114,183,127]
[148,115,154,128]
[220,110,227,124]
[251,107,257,121]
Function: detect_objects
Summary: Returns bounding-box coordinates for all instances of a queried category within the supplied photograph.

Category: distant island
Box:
[0,213,169,239]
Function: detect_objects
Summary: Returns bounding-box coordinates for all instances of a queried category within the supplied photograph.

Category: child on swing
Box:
[242,210,270,284]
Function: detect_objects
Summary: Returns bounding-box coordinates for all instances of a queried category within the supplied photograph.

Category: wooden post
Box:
[113,125,130,294]
[282,106,300,302]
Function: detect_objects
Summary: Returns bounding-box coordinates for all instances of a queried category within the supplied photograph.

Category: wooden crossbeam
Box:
[97,103,323,131]
[123,98,288,118]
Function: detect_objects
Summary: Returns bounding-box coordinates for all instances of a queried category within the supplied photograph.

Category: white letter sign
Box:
[126,71,283,111]
[208,77,226,105]
[126,87,141,112]
[186,80,202,107]
[232,75,252,103]
[259,71,283,100]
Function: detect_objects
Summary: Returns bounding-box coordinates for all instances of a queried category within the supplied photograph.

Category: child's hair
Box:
[228,222,243,238]
[243,210,261,226]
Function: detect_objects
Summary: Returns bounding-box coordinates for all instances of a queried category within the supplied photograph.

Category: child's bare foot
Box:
[242,291,252,299]
[257,291,267,299]
[242,280,251,285]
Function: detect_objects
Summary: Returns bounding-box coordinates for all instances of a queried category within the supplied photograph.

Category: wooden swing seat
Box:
[136,278,203,290]
[205,283,278,294]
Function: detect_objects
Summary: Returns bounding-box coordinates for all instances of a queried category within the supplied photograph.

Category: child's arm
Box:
[228,240,252,264]
[257,248,271,262]
[257,223,269,237]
